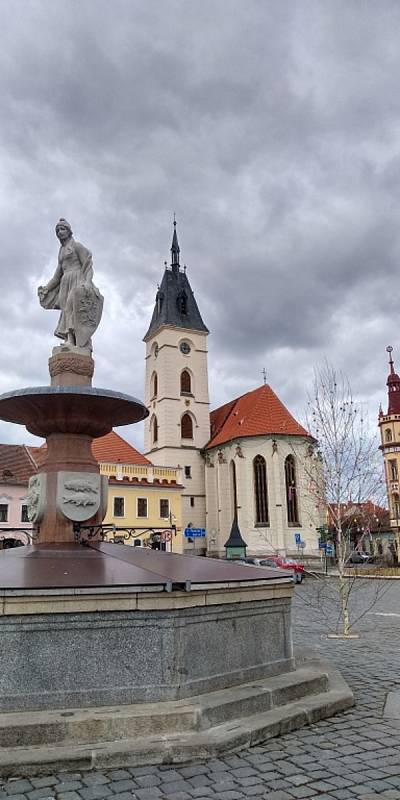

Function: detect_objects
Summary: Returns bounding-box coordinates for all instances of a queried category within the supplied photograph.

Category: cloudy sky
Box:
[0,0,399,451]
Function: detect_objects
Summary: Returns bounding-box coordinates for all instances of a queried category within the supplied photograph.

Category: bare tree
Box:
[299,361,387,637]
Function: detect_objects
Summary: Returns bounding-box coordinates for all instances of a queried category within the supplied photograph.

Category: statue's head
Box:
[55,218,73,242]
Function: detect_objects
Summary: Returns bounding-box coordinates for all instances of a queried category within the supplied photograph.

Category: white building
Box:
[144,224,321,558]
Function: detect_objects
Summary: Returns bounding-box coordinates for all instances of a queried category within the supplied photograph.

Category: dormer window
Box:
[177,291,188,315]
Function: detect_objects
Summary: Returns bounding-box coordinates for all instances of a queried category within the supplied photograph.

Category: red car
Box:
[258,556,304,583]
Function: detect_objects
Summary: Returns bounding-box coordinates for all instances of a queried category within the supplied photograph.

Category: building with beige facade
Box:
[143,223,322,558]
[379,345,400,558]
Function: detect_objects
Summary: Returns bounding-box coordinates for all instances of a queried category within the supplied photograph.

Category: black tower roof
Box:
[144,222,209,341]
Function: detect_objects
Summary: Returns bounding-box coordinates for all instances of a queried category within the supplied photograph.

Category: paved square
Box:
[2,579,400,799]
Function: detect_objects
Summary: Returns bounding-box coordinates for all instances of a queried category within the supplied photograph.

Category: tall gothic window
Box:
[181,413,193,439]
[230,460,238,519]
[392,493,400,520]
[253,455,269,525]
[152,416,158,444]
[285,455,299,525]
[152,372,158,398]
[180,370,191,394]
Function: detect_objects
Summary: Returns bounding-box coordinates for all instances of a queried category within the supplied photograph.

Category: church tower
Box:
[143,222,210,533]
[379,346,400,558]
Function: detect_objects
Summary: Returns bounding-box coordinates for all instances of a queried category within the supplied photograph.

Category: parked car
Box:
[348,552,373,564]
[259,556,304,583]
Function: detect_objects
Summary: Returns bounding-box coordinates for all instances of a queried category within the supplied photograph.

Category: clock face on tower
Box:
[180,342,191,355]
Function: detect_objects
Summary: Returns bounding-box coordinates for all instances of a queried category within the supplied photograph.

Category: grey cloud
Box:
[0,0,399,455]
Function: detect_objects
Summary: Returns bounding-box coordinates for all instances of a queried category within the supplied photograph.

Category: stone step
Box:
[0,668,327,749]
[0,663,353,777]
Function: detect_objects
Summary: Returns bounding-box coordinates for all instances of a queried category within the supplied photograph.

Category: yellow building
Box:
[379,346,400,558]
[93,432,184,552]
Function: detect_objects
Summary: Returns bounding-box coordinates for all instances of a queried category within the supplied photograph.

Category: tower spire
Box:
[386,345,400,414]
[387,345,395,375]
[171,216,180,272]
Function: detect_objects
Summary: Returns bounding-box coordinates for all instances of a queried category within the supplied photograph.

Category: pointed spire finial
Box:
[387,345,395,375]
[171,215,180,270]
[262,367,267,385]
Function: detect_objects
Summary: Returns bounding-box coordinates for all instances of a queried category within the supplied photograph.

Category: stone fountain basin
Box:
[0,386,148,438]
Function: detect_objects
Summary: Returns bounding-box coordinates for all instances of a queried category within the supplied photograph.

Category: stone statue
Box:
[38,219,103,349]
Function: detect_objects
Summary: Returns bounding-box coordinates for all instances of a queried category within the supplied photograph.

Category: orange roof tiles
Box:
[0,444,38,484]
[30,431,150,467]
[207,384,309,449]
[91,431,151,465]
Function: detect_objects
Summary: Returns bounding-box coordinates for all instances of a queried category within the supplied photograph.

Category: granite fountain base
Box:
[0,543,354,774]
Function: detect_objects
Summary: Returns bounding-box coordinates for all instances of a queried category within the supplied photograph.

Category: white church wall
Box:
[205,435,321,558]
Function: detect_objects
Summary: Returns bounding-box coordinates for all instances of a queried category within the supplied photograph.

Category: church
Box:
[143,223,322,559]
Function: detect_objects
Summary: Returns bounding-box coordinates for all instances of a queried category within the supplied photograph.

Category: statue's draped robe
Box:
[40,238,103,347]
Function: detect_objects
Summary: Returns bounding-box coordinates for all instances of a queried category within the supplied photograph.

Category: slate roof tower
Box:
[143,222,210,540]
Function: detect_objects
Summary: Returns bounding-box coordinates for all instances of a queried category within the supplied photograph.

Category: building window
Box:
[385,428,392,442]
[389,459,398,481]
[113,497,125,517]
[0,505,8,523]
[253,455,269,525]
[180,370,192,394]
[392,493,400,520]
[190,497,195,507]
[152,372,158,398]
[285,455,300,525]
[160,499,170,519]
[152,415,158,444]
[137,498,148,518]
[184,465,192,479]
[21,505,29,523]
[181,413,193,439]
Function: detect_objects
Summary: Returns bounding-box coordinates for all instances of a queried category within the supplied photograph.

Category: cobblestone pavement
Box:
[2,580,400,800]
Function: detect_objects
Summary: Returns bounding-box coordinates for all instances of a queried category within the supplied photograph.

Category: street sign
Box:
[326,545,333,556]
[184,528,206,538]
[294,533,301,545]
[319,540,327,551]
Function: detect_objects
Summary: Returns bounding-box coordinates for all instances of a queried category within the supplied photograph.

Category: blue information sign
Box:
[326,545,333,556]
[294,533,301,545]
[184,528,206,538]
[319,540,327,551]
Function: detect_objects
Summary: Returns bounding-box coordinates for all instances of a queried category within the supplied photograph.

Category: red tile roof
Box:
[30,431,150,467]
[207,384,309,449]
[0,444,38,485]
[92,432,150,465]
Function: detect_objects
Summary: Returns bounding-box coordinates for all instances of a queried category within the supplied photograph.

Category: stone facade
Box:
[205,435,322,558]
[144,326,210,534]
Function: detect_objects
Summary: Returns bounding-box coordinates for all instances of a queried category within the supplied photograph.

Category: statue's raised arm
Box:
[38,219,103,351]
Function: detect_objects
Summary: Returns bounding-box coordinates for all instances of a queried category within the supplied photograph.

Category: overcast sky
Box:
[0,0,399,451]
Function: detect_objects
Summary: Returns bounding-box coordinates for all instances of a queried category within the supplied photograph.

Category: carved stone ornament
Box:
[27,473,47,524]
[57,471,102,522]
[49,353,94,378]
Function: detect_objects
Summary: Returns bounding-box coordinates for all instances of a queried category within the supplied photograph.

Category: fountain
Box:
[0,220,353,775]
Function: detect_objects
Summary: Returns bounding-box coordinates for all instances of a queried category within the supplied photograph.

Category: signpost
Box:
[294,533,301,545]
[184,528,206,538]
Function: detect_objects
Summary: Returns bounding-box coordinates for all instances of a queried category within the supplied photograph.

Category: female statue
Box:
[38,219,103,349]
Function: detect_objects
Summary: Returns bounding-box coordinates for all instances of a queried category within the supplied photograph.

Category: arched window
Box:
[385,428,392,442]
[151,372,158,398]
[180,370,191,394]
[152,416,158,444]
[392,493,400,520]
[181,413,193,439]
[285,455,299,525]
[253,455,269,525]
[230,460,238,519]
